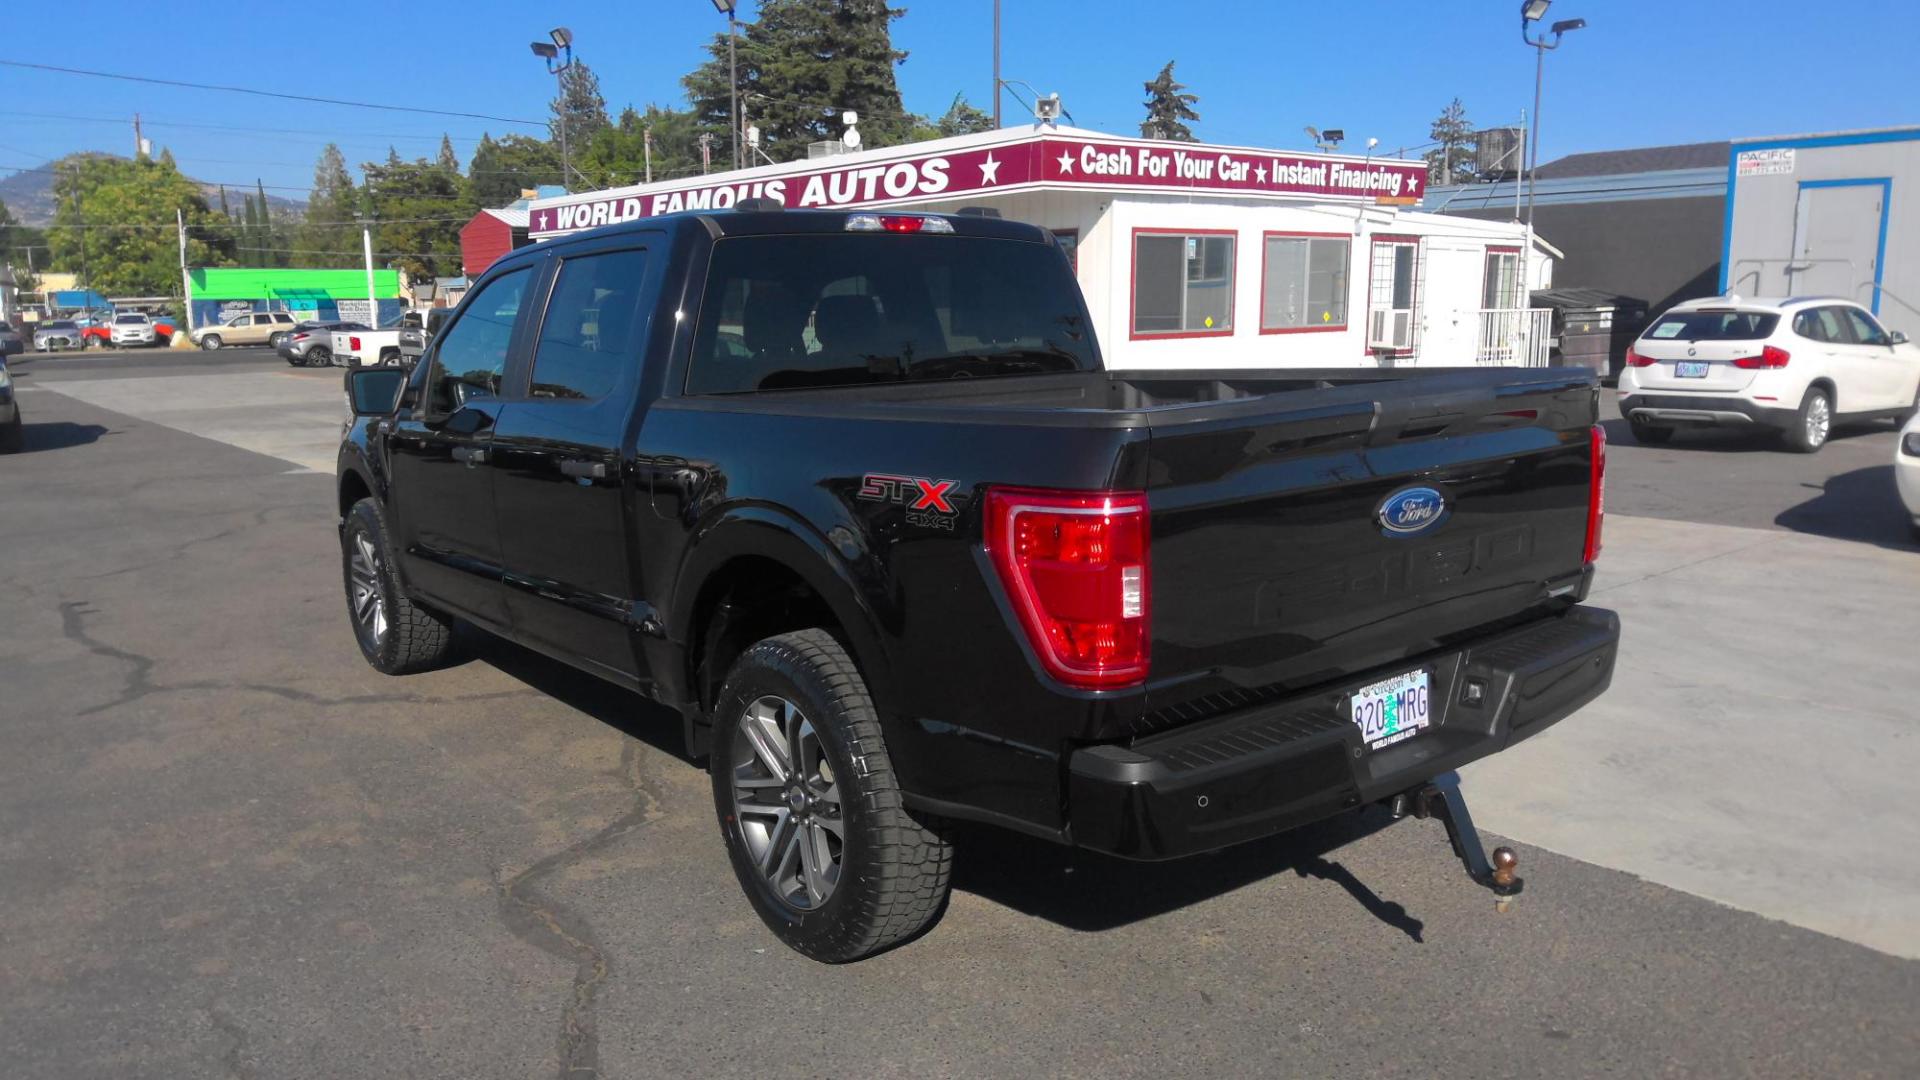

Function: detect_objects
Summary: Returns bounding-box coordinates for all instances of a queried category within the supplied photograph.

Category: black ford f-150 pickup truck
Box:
[337,208,1618,962]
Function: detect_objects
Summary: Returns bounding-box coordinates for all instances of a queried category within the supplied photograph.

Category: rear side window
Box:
[528,248,648,400]
[685,234,1095,394]
[1793,308,1845,343]
[1644,310,1779,341]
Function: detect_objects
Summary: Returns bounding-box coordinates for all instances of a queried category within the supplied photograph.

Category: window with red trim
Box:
[1366,238,1420,352]
[1261,233,1349,332]
[1482,246,1521,309]
[1132,230,1235,337]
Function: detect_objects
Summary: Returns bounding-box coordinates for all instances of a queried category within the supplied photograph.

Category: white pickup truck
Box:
[329,324,426,367]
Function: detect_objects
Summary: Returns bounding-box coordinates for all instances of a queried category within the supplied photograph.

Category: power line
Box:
[0,59,544,127]
[0,109,490,144]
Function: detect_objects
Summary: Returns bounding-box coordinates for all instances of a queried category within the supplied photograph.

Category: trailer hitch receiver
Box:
[1392,770,1524,912]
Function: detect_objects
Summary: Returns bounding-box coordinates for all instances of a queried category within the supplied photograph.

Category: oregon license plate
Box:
[1350,669,1431,751]
[1675,361,1710,378]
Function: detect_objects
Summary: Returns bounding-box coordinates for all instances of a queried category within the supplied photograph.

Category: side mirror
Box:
[345,366,409,417]
[1889,330,1909,346]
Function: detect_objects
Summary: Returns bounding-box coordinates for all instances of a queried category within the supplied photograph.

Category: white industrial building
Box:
[1723,125,1920,335]
[529,125,1558,369]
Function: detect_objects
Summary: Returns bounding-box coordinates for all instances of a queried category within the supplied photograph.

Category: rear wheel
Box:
[1782,387,1831,453]
[342,497,457,674]
[308,347,332,367]
[199,334,222,351]
[1629,419,1674,445]
[710,629,952,962]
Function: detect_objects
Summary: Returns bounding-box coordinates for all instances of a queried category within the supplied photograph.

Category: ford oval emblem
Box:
[1377,485,1450,537]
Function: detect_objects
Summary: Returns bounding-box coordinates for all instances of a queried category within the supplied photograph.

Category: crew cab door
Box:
[385,265,535,630]
[488,242,659,685]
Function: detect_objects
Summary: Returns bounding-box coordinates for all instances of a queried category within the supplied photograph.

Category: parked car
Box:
[336,208,1618,961]
[0,357,22,453]
[86,313,177,348]
[0,320,24,357]
[191,310,298,350]
[330,324,423,367]
[1619,296,1920,452]
[1898,410,1920,542]
[106,312,159,348]
[32,320,83,351]
[279,321,368,367]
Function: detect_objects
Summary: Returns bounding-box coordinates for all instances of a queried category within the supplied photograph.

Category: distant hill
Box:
[0,153,307,226]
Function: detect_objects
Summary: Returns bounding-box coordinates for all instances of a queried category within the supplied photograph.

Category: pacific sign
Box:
[529,135,1425,236]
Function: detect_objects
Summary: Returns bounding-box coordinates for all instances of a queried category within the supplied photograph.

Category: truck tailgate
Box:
[1138,370,1598,730]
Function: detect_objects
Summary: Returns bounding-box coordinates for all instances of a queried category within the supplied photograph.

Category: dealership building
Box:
[523,125,1558,369]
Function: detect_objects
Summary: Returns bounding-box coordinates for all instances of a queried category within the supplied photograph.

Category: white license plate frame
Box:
[1349,668,1432,752]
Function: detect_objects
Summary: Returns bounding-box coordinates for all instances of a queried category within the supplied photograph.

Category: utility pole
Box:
[698,133,714,174]
[992,0,1002,129]
[363,225,378,327]
[178,208,192,333]
[643,125,654,184]
[727,14,741,169]
[134,113,145,160]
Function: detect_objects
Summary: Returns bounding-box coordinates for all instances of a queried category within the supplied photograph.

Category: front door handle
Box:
[560,459,607,480]
[452,445,488,467]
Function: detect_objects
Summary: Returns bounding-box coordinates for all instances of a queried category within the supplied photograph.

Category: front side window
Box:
[1261,234,1349,332]
[1133,231,1235,337]
[528,249,649,401]
[1367,238,1420,351]
[1842,307,1889,346]
[428,268,530,411]
[685,234,1095,395]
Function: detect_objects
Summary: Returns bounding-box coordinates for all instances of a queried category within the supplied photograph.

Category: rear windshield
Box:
[685,233,1096,394]
[114,314,147,324]
[1643,310,1779,342]
[44,321,77,330]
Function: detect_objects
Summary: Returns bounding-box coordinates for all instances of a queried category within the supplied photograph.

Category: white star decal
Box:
[1407,174,1421,192]
[1055,151,1075,175]
[1255,164,1267,183]
[979,152,1002,185]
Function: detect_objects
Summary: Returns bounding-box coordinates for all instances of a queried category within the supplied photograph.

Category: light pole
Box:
[1519,0,1584,346]
[710,1,742,170]
[530,27,576,191]
[354,209,377,326]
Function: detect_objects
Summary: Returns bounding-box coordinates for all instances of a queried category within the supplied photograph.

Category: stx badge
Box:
[858,473,962,530]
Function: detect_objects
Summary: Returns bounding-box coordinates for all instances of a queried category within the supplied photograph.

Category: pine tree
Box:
[1140,61,1199,141]
[436,134,460,173]
[934,94,994,138]
[1425,98,1478,186]
[298,143,361,268]
[683,0,912,164]
[552,61,611,161]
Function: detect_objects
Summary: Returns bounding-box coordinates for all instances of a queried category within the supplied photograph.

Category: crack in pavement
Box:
[495,740,664,1080]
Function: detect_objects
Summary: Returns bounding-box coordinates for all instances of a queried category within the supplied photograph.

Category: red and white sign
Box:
[529,132,1426,237]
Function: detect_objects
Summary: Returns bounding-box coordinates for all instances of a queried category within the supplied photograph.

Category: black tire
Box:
[199,334,222,351]
[342,497,457,674]
[268,332,286,349]
[710,629,952,963]
[1782,386,1832,454]
[0,413,22,454]
[1629,420,1674,445]
[308,347,332,368]
[378,347,400,366]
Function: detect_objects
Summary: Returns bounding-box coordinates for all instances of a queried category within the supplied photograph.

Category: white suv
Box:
[108,312,158,348]
[1618,296,1920,452]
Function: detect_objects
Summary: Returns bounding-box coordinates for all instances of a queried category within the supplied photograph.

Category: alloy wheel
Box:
[1807,394,1831,447]
[347,530,387,646]
[730,695,844,910]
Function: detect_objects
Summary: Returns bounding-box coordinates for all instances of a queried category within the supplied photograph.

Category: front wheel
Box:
[710,629,953,963]
[1782,386,1831,453]
[199,334,222,351]
[342,498,457,674]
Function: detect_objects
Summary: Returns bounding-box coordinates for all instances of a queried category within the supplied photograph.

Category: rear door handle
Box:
[560,459,607,480]
[452,445,488,466]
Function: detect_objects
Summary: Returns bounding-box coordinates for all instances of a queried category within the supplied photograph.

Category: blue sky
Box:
[2,0,1916,199]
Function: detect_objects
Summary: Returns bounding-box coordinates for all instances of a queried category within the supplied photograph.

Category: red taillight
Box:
[1732,345,1790,369]
[1585,425,1606,564]
[1624,345,1656,367]
[984,487,1150,689]
[292,332,310,341]
[349,336,362,351]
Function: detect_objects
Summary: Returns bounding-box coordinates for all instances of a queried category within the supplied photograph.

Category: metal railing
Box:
[1475,308,1553,366]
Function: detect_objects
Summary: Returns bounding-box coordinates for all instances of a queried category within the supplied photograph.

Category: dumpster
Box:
[1529,287,1649,382]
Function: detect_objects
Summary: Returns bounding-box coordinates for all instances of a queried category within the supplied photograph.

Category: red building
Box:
[459,207,529,278]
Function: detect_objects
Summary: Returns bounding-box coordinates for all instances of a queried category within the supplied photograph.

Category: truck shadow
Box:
[1774,464,1916,550]
[15,421,114,453]
[456,633,1429,944]
[948,808,1426,943]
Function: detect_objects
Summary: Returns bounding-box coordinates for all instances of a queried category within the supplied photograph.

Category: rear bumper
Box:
[1065,606,1620,860]
[1618,392,1794,429]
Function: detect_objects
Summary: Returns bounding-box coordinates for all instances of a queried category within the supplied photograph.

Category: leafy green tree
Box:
[933,94,994,138]
[1140,61,1199,141]
[47,154,233,296]
[468,133,563,207]
[577,104,709,187]
[298,143,362,269]
[360,154,476,279]
[1425,98,1478,185]
[684,0,913,164]
[0,198,43,293]
[436,134,461,173]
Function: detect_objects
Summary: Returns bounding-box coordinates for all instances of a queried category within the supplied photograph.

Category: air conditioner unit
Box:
[1369,309,1413,350]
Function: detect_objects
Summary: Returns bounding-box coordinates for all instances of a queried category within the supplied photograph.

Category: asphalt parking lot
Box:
[2,350,1916,1079]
